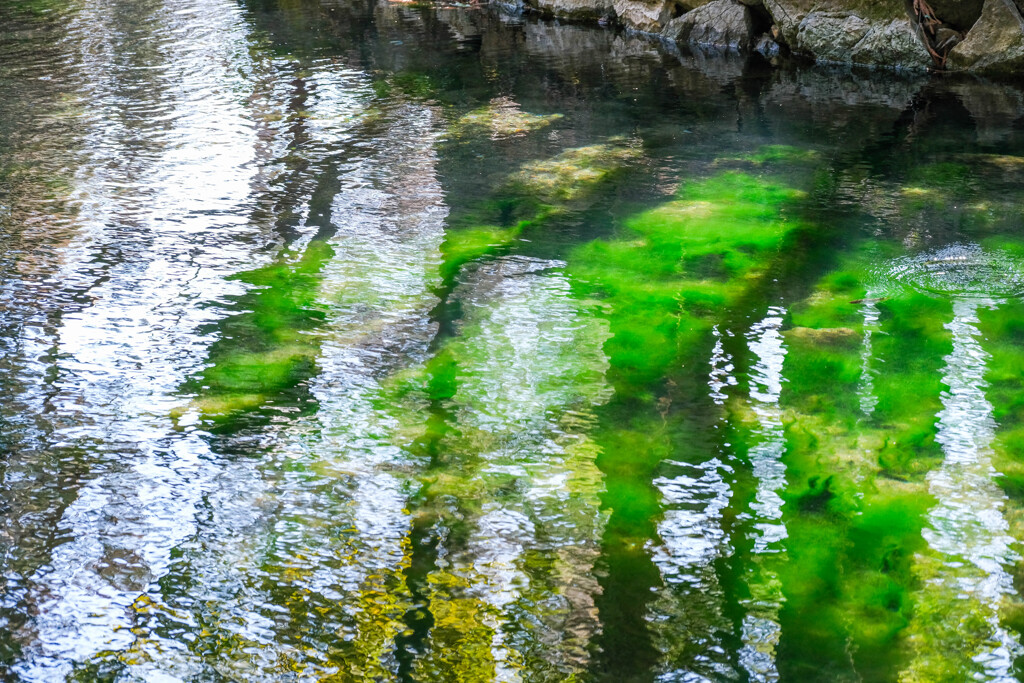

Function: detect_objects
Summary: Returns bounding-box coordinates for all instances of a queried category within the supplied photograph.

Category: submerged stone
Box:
[451,97,563,140]
[787,325,859,346]
[508,140,640,203]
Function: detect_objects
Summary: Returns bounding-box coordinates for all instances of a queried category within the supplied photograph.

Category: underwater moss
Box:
[714,144,822,168]
[564,168,820,677]
[438,224,526,283]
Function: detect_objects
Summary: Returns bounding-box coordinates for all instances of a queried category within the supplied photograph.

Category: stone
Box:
[850,19,932,69]
[947,0,1024,74]
[762,0,920,55]
[796,11,871,62]
[758,0,932,68]
[755,33,783,54]
[528,0,614,21]
[787,326,860,347]
[522,0,1023,72]
[663,0,757,49]
[762,0,812,45]
[613,0,675,32]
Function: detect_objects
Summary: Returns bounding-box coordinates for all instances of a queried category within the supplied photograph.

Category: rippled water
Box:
[5,0,1024,679]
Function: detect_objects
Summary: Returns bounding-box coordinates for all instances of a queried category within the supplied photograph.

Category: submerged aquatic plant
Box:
[776,240,1024,680]
[566,168,818,678]
[173,240,332,424]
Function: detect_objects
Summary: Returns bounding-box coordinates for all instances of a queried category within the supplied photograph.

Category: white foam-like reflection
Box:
[921,298,1022,680]
[653,327,735,588]
[708,325,737,406]
[434,256,611,679]
[109,101,451,680]
[4,0,386,676]
[857,298,881,417]
[650,308,787,680]
[9,0,274,675]
[738,306,788,683]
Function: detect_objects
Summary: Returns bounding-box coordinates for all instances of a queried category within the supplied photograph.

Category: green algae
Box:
[870,295,950,480]
[174,240,333,424]
[908,162,973,188]
[766,237,1024,681]
[772,264,947,680]
[562,168,818,677]
[438,223,527,283]
[570,171,806,395]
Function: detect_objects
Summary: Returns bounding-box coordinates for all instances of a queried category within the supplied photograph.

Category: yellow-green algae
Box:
[714,144,822,168]
[508,139,640,204]
[434,138,641,300]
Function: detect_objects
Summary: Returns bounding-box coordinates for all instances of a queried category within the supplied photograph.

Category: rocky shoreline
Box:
[509,0,1024,74]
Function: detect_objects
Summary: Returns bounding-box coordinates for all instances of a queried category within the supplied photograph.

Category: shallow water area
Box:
[5,0,1024,680]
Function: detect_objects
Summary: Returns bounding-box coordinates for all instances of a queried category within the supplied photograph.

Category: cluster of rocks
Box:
[518,0,1024,74]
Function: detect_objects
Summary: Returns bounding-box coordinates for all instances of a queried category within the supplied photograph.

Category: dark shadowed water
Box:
[4,0,1024,680]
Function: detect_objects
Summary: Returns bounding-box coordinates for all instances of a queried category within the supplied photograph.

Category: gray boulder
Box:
[947,0,1024,74]
[851,19,931,69]
[762,0,931,68]
[663,0,758,50]
[795,12,871,62]
[613,0,676,32]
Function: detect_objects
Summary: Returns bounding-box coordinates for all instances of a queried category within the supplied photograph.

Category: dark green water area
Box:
[6,0,1024,680]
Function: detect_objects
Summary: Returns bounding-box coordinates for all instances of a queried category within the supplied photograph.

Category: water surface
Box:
[4,0,1024,680]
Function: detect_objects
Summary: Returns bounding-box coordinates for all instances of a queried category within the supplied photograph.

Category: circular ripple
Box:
[867,243,1024,299]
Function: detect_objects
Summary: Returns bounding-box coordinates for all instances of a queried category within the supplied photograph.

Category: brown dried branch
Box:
[912,0,964,67]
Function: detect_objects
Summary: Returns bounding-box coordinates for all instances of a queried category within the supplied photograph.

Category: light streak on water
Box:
[737,306,788,683]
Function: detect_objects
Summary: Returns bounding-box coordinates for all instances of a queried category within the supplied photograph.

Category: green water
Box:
[4,0,1024,679]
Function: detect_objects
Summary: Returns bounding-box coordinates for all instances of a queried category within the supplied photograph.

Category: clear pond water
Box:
[4,0,1024,680]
